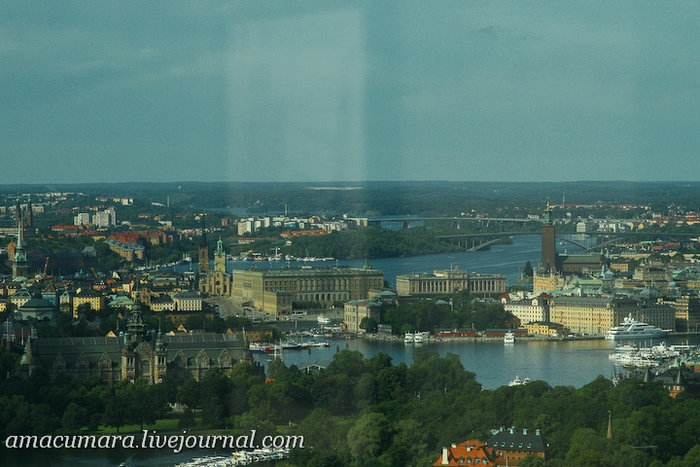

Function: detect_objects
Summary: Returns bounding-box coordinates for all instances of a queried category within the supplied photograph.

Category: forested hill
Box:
[2,181,700,216]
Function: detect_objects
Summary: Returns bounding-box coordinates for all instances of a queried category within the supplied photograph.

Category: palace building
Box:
[232,266,385,315]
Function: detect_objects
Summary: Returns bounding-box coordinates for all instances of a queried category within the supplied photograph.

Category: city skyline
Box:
[3,2,700,185]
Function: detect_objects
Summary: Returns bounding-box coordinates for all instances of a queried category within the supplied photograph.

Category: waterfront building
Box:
[523,321,569,337]
[344,299,382,333]
[233,266,384,315]
[548,296,675,335]
[503,295,549,325]
[539,203,602,275]
[659,295,700,332]
[395,269,506,296]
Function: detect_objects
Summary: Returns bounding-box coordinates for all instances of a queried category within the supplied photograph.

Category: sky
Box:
[2,1,700,184]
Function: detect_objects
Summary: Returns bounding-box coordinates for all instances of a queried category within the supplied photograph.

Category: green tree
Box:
[359,316,378,333]
[346,411,392,462]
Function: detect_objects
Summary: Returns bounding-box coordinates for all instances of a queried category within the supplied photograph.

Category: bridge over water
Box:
[436,231,700,252]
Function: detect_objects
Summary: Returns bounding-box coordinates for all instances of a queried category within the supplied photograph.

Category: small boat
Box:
[508,375,530,386]
[504,331,515,344]
[248,342,267,354]
[317,315,331,325]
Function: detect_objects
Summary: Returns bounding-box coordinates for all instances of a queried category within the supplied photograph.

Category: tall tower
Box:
[214,236,226,273]
[197,215,210,275]
[12,210,29,279]
[26,199,33,228]
[540,203,558,273]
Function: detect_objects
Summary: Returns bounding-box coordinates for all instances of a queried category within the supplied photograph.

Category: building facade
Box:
[21,301,250,386]
[233,267,385,315]
[503,296,550,325]
[199,237,233,297]
[344,299,382,333]
[548,296,675,335]
[396,269,506,296]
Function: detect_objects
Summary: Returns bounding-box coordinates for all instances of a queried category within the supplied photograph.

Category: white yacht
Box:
[605,314,669,340]
[508,375,530,386]
[404,332,414,344]
[317,315,331,325]
[504,331,515,344]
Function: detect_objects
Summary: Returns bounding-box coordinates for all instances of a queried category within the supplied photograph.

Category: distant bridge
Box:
[370,216,540,228]
[436,230,700,252]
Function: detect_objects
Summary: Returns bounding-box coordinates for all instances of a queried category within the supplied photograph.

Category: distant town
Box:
[2,182,700,465]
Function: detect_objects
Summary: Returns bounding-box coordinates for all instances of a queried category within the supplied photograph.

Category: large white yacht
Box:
[605,313,669,340]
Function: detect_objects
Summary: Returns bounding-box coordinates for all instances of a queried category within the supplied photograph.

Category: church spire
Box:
[12,209,28,279]
[126,285,147,343]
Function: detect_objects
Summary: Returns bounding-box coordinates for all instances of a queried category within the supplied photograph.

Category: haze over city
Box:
[3,1,700,184]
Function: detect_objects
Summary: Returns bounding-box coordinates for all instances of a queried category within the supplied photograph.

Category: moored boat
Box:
[504,331,515,344]
[605,314,669,340]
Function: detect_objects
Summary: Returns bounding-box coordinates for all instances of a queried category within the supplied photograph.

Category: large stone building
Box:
[660,295,700,332]
[233,266,385,315]
[21,301,250,386]
[503,295,550,325]
[396,269,506,296]
[548,296,675,335]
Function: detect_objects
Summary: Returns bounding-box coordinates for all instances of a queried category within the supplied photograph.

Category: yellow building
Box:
[72,288,106,317]
[344,299,382,333]
[548,296,675,335]
[524,321,569,337]
[533,271,564,293]
[233,267,384,315]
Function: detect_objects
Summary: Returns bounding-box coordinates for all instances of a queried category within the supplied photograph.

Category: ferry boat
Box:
[604,313,669,340]
[504,331,515,344]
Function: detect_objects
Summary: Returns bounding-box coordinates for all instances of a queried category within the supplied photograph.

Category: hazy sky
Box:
[3,1,700,184]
